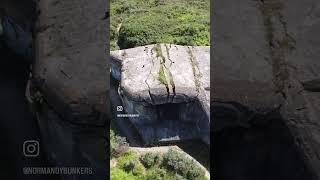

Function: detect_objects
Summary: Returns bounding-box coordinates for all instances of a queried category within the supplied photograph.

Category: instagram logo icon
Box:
[23,140,39,157]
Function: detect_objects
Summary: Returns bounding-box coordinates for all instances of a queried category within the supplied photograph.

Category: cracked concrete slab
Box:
[112,44,209,105]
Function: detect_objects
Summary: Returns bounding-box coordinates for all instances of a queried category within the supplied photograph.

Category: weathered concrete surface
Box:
[111,44,210,145]
[213,0,282,112]
[214,0,320,179]
[213,0,283,132]
[280,1,320,179]
[33,0,109,125]
[29,0,109,179]
[34,103,108,180]
[113,44,200,104]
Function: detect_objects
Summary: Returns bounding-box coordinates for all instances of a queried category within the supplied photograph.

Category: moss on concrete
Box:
[158,64,168,86]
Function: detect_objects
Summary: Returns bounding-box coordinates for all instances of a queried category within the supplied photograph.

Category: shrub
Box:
[132,163,145,177]
[140,152,160,168]
[173,173,188,180]
[117,151,138,170]
[123,160,137,172]
[31,91,45,106]
[144,167,167,180]
[110,168,135,180]
[110,130,129,158]
[162,148,205,180]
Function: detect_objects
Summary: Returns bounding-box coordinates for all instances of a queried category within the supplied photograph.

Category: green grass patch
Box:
[111,0,210,50]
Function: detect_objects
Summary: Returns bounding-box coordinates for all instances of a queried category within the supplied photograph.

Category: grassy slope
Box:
[110,129,208,180]
[111,150,208,180]
[110,0,210,50]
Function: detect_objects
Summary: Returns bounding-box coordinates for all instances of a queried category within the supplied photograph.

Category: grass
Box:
[110,0,210,50]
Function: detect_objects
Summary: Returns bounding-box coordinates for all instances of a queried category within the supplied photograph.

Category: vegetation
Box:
[163,149,206,180]
[110,0,210,50]
[110,168,135,180]
[110,129,129,158]
[31,91,45,105]
[140,152,160,168]
[110,132,208,180]
[158,64,168,86]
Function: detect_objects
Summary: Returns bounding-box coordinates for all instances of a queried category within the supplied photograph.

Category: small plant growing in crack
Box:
[187,47,201,92]
[158,64,168,86]
[31,91,45,109]
[154,44,166,64]
[165,44,174,66]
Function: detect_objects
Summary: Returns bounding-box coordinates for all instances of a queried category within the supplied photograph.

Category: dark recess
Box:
[213,105,314,180]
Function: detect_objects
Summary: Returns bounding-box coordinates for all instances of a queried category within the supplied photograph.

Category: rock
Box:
[111,44,210,145]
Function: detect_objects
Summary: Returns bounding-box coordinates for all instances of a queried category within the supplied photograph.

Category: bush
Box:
[132,163,145,177]
[117,151,138,170]
[123,160,137,172]
[173,173,188,180]
[162,148,205,180]
[140,152,160,168]
[110,168,135,180]
[144,167,167,180]
[110,130,129,157]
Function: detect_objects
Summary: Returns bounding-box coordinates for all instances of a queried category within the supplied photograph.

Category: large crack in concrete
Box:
[187,46,202,95]
[260,2,320,178]
[153,44,170,101]
[259,0,295,99]
[153,44,177,103]
[145,47,156,104]
[164,44,176,102]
